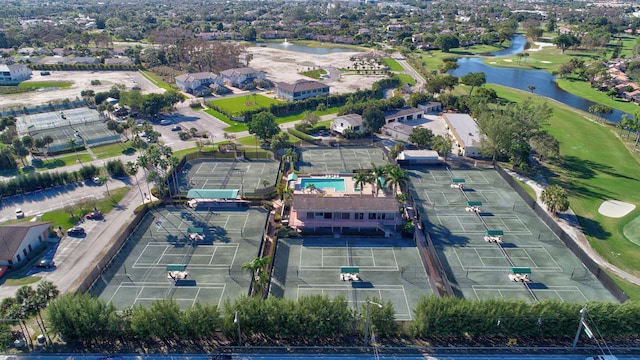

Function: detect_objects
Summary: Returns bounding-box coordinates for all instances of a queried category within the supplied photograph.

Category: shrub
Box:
[106,159,127,177]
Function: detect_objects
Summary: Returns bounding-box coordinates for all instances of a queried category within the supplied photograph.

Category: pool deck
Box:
[291,174,395,198]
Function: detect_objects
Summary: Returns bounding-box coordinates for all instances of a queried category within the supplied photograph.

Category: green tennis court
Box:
[271,237,433,321]
[90,206,268,309]
[297,146,387,174]
[178,158,279,196]
[407,166,619,303]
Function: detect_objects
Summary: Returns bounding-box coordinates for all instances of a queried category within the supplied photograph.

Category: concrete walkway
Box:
[504,168,640,287]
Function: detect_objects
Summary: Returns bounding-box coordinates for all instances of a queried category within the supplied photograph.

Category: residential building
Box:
[289,194,401,235]
[442,113,482,158]
[175,72,222,95]
[417,101,442,113]
[220,67,266,88]
[384,107,424,124]
[0,222,53,267]
[0,63,31,85]
[382,122,413,142]
[287,173,403,236]
[331,114,363,135]
[276,79,329,101]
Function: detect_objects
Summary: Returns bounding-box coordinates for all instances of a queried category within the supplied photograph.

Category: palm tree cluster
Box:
[0,281,59,349]
[137,144,180,199]
[242,256,271,297]
[540,184,570,217]
[353,163,409,197]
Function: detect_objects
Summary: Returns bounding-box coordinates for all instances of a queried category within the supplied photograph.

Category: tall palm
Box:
[385,164,409,195]
[370,163,386,196]
[35,281,58,344]
[305,183,317,194]
[353,171,372,194]
[126,161,145,203]
[283,147,298,172]
[67,138,80,163]
[136,153,152,200]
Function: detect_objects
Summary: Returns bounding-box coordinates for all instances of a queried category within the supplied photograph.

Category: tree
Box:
[434,34,459,52]
[408,127,434,148]
[431,135,452,157]
[369,163,386,196]
[553,33,579,54]
[48,293,120,344]
[270,132,289,152]
[353,171,372,194]
[247,111,280,142]
[242,26,257,42]
[540,184,569,216]
[388,143,405,161]
[385,164,408,195]
[362,108,385,133]
[460,72,486,95]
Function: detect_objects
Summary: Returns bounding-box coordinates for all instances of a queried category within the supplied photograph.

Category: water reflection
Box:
[451,35,628,122]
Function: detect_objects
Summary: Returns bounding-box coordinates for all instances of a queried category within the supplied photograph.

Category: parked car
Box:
[67,226,85,237]
[86,211,104,220]
[93,176,102,184]
[171,125,182,132]
[15,208,24,219]
[36,259,55,268]
[160,119,172,126]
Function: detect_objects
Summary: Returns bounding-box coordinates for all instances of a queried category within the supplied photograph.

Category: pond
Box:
[254,40,358,55]
[451,35,628,123]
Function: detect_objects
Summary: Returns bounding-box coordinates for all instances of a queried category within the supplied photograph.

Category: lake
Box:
[254,41,358,55]
[451,35,628,123]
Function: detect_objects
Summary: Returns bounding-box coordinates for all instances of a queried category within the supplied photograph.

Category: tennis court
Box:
[179,158,279,196]
[407,166,619,303]
[271,237,433,320]
[90,206,268,309]
[297,146,387,174]
[16,107,119,152]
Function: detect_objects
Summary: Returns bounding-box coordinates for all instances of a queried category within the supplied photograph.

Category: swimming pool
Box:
[299,177,346,192]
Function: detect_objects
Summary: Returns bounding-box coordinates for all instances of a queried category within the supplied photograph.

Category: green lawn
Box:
[300,69,327,80]
[207,94,281,116]
[488,84,640,286]
[18,81,73,88]
[32,152,94,169]
[138,70,174,91]
[91,143,136,159]
[275,106,340,124]
[204,108,247,132]
[382,57,404,72]
[556,78,640,116]
[396,73,416,86]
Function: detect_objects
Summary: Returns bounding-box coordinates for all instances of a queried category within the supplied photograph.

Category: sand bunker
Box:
[598,200,636,218]
[528,41,555,52]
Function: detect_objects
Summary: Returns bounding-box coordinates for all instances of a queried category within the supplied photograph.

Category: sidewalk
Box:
[505,169,640,287]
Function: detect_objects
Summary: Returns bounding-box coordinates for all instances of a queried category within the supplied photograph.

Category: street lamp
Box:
[234,310,242,346]
[364,300,383,347]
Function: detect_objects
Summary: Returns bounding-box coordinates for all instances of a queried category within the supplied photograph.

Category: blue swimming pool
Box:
[299,177,346,192]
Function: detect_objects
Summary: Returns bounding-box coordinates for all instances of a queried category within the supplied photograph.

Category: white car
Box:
[15,208,24,219]
[160,119,172,126]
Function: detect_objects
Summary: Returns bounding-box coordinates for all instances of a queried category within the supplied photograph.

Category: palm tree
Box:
[385,164,409,195]
[305,183,317,194]
[540,184,569,217]
[126,161,145,203]
[370,163,386,196]
[242,256,271,297]
[283,147,298,172]
[67,138,80,163]
[261,179,270,189]
[353,171,372,194]
[35,281,58,344]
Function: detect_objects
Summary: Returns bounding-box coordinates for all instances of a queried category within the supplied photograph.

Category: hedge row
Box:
[0,165,99,198]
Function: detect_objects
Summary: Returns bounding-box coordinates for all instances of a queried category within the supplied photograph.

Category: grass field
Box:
[208,94,281,116]
[138,70,173,91]
[488,84,640,295]
[19,81,73,88]
[556,78,640,116]
[300,69,327,79]
[91,143,136,159]
[383,57,404,71]
[397,73,416,86]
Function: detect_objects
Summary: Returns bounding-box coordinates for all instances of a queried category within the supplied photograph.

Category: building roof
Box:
[0,222,52,261]
[187,189,239,199]
[442,113,481,147]
[176,72,217,83]
[293,195,399,212]
[397,150,440,160]
[220,67,263,77]
[382,122,413,135]
[0,63,28,72]
[334,113,363,127]
[384,107,423,119]
[277,79,328,93]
